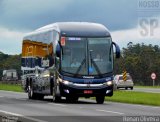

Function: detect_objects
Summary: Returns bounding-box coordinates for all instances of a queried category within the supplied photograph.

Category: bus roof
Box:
[24,22,111,37]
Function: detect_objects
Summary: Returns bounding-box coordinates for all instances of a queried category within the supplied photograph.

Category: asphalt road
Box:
[0,90,160,122]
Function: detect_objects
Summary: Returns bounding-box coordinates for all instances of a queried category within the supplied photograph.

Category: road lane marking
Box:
[131,104,160,109]
[48,103,67,107]
[79,106,84,109]
[14,98,26,100]
[110,102,160,109]
[0,110,48,122]
[0,110,23,116]
[96,109,124,115]
[0,96,4,97]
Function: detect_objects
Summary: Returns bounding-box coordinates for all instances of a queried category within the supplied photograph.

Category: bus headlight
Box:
[104,81,113,86]
[63,80,73,85]
[63,80,69,85]
[58,78,73,85]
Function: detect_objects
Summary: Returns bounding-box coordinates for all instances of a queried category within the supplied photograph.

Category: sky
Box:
[0,0,160,54]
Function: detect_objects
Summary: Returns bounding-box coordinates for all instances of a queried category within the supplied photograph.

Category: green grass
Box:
[0,83,23,92]
[107,90,160,106]
[134,86,160,89]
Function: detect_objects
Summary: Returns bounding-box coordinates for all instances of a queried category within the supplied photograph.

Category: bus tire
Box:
[96,96,105,104]
[53,95,61,103]
[28,84,36,99]
[53,87,61,102]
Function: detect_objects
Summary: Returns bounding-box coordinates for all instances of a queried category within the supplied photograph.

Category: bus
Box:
[21,22,120,104]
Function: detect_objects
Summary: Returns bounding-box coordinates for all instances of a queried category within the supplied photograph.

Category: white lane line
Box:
[110,102,160,109]
[96,109,124,115]
[0,110,48,122]
[0,96,4,97]
[131,104,160,109]
[0,110,23,116]
[14,98,28,101]
[48,103,67,107]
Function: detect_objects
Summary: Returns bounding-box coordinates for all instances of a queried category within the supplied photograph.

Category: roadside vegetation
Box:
[114,43,160,86]
[107,90,160,106]
[0,52,21,80]
[0,83,23,92]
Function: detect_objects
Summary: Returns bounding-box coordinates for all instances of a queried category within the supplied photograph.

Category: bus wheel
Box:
[53,95,61,103]
[96,96,105,104]
[28,85,36,99]
[53,88,61,102]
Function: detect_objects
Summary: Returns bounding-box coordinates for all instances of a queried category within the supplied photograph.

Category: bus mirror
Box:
[112,42,120,58]
[56,43,61,57]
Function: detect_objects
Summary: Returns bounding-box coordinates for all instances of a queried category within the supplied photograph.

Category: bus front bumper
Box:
[59,82,113,97]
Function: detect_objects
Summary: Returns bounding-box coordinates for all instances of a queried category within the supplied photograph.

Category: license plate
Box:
[84,90,93,94]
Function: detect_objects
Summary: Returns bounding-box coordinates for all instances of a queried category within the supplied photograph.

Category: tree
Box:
[114,43,160,86]
[0,52,21,80]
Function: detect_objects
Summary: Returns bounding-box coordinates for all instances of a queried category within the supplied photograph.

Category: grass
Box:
[0,83,23,92]
[134,86,160,89]
[107,90,160,106]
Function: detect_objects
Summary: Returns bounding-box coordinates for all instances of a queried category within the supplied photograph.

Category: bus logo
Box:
[83,76,94,79]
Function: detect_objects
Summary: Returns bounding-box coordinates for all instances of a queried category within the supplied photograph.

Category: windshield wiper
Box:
[90,58,103,77]
[89,50,102,77]
[74,58,86,77]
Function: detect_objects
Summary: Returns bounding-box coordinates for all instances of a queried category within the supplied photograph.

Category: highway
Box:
[0,90,160,122]
[133,87,160,93]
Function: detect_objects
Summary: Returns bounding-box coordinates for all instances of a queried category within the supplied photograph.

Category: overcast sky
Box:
[0,0,160,54]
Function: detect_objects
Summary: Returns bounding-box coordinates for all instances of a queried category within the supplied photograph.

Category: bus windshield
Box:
[61,37,113,77]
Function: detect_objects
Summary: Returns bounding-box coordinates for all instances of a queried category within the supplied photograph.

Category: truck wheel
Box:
[28,85,36,99]
[130,87,133,90]
[53,94,61,102]
[53,87,61,102]
[96,96,105,104]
